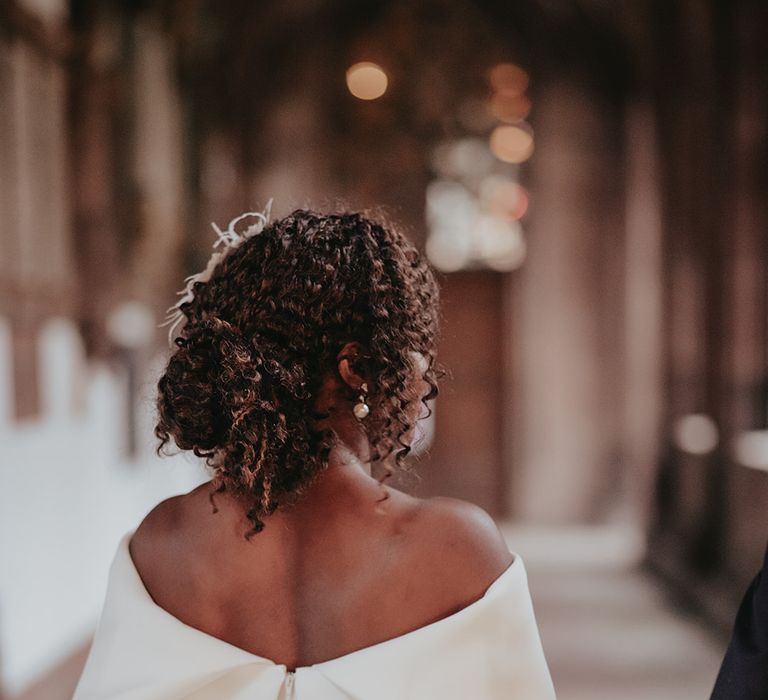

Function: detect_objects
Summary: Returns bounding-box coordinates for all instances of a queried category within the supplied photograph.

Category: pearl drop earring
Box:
[353,382,370,420]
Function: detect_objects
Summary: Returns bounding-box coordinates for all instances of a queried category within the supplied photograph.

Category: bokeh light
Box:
[732,430,768,472]
[673,414,719,455]
[480,176,529,221]
[106,301,155,350]
[489,91,532,123]
[425,229,474,272]
[489,63,529,96]
[430,138,495,182]
[474,215,527,271]
[489,123,534,163]
[345,62,388,100]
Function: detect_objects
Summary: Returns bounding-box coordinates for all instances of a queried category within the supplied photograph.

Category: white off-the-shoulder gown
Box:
[72,530,556,699]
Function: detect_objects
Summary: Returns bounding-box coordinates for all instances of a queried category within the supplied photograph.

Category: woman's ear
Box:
[336,341,367,390]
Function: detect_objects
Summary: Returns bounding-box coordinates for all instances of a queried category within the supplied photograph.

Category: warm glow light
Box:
[489,63,529,96]
[673,414,719,455]
[489,124,534,163]
[346,62,388,100]
[481,177,529,221]
[509,186,529,220]
[489,92,532,123]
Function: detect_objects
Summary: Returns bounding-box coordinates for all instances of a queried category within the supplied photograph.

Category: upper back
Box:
[129,476,513,671]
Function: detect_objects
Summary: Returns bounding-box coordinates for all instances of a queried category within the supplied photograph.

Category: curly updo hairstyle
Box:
[154,208,442,537]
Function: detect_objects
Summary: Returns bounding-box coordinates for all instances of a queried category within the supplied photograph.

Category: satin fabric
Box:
[72,529,556,699]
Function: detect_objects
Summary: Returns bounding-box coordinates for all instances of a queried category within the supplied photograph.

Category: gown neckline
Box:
[118,528,522,672]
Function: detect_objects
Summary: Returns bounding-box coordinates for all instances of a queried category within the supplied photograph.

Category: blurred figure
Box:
[711,542,768,699]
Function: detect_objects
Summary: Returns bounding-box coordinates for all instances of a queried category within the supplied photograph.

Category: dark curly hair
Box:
[154,208,442,538]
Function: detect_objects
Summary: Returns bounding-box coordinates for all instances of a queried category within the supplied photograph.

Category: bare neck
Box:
[205,440,385,537]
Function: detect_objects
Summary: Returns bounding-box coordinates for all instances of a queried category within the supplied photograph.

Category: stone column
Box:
[508,82,625,523]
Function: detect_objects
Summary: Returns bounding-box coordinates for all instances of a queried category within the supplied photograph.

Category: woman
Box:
[72,207,555,699]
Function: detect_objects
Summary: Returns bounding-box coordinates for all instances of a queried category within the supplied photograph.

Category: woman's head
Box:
[154,208,442,536]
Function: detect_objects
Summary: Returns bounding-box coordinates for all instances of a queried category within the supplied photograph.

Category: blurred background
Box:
[1,0,767,698]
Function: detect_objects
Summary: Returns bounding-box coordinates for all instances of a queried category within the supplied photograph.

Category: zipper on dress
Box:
[285,670,296,699]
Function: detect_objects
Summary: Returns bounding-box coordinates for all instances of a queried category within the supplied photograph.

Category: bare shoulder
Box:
[130,495,176,544]
[131,481,214,541]
[409,496,514,587]
[128,491,192,577]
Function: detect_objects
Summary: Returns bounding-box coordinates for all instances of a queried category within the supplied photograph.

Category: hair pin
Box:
[158,199,274,346]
